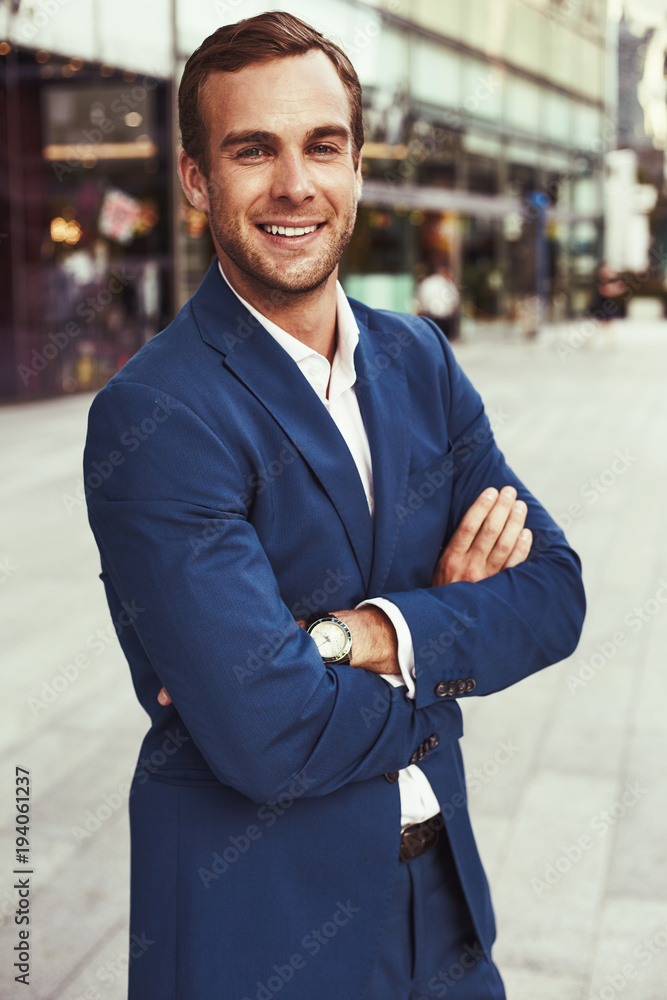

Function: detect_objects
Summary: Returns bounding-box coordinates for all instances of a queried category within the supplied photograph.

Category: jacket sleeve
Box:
[84,380,462,803]
[381,323,586,711]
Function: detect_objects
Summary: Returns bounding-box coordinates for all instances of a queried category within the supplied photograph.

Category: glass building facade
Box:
[0,0,610,399]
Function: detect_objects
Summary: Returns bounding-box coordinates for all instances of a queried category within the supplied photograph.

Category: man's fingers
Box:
[486,497,527,570]
[465,485,518,561]
[157,687,173,706]
[445,487,499,557]
[502,528,533,569]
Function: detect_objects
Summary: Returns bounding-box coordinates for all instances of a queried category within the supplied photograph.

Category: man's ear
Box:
[354,153,364,203]
[178,149,210,214]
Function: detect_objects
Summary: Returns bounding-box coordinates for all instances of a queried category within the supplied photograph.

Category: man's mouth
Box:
[258,223,324,238]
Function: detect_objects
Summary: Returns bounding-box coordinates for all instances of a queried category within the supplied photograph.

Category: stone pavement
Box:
[1,319,666,999]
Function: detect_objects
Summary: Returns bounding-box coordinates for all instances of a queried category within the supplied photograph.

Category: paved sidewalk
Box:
[1,319,666,999]
[459,320,667,1000]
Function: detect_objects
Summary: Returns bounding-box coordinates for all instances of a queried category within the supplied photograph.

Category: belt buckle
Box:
[399,814,442,862]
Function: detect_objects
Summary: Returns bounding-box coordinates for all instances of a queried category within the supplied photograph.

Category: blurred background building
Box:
[0,0,660,400]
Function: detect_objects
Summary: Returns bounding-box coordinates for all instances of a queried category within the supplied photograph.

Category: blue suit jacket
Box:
[84,260,585,999]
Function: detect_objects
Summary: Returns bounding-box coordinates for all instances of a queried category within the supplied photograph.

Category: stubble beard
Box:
[206,183,358,299]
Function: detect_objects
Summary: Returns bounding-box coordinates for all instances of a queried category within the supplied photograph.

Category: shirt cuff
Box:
[354,597,416,700]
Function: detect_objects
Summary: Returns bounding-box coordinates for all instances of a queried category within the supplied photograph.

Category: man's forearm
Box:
[331,605,401,675]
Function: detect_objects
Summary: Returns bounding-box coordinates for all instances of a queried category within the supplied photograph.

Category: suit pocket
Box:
[405,442,455,498]
[390,444,455,589]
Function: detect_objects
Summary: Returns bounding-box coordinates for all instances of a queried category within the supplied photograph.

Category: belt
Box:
[399,812,444,862]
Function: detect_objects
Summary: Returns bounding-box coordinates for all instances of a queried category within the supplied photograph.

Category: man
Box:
[84,12,585,999]
[416,259,461,341]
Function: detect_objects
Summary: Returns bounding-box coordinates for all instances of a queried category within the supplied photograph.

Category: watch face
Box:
[310,620,349,660]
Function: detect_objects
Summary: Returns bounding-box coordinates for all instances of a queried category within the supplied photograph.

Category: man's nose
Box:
[269,152,316,204]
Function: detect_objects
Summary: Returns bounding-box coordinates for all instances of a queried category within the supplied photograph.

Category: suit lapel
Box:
[352,303,412,597]
[192,262,374,591]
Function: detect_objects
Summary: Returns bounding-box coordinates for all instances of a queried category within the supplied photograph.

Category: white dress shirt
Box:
[218,261,441,827]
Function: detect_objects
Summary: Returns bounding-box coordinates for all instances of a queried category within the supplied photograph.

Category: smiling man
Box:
[84,12,585,1000]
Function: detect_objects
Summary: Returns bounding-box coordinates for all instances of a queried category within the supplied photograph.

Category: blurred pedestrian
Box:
[587,262,627,348]
[416,259,461,340]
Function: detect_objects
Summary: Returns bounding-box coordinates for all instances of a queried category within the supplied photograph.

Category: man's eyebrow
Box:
[304,124,351,144]
[219,130,276,151]
[219,124,352,151]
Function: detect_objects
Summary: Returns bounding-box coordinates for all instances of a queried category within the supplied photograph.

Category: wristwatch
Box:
[305,613,352,664]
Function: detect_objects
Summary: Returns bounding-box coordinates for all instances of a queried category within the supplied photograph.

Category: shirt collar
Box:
[217,259,358,402]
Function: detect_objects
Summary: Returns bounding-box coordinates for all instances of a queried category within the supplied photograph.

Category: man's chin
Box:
[238,259,335,297]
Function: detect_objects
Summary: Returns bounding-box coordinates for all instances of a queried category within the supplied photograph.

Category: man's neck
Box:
[217,253,339,365]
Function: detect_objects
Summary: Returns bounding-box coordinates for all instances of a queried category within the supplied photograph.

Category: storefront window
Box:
[505,75,542,134]
[411,39,461,109]
[1,49,171,399]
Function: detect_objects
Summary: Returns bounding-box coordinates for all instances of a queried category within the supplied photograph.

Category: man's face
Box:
[196,50,362,297]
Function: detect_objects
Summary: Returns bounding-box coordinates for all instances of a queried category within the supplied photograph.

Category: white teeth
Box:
[262,224,319,237]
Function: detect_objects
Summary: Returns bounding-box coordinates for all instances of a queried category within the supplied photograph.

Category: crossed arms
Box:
[157,483,533,700]
[85,334,584,802]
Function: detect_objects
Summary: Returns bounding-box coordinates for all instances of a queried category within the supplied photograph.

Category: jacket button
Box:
[384,771,400,783]
[408,752,418,765]
[435,681,448,697]
[465,679,476,693]
[456,679,467,695]
[428,734,439,749]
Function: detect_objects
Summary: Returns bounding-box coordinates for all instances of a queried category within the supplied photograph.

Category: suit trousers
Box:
[365,827,506,999]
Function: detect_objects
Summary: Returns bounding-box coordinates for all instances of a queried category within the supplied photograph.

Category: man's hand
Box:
[431,485,532,587]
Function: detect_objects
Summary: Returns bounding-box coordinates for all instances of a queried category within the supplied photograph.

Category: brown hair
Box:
[178,11,364,177]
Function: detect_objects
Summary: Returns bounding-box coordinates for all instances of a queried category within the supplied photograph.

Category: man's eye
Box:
[311,145,337,155]
[237,147,264,158]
